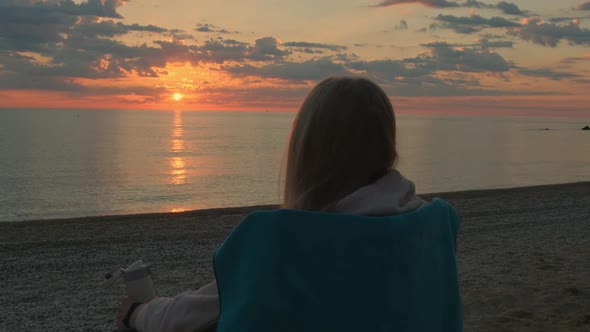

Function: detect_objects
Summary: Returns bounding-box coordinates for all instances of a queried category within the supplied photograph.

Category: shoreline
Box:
[1,182,589,331]
[4,181,589,224]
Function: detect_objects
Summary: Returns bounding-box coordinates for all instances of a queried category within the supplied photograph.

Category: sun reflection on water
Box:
[170,157,186,185]
[172,139,184,152]
[169,110,186,185]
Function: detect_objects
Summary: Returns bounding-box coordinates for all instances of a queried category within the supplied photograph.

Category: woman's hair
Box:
[283,77,398,211]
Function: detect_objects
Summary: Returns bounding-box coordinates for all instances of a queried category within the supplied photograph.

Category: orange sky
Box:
[1,0,589,116]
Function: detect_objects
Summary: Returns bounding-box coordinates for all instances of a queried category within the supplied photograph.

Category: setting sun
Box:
[172,93,183,101]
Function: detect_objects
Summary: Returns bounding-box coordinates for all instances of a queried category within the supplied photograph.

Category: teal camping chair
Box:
[213,198,462,332]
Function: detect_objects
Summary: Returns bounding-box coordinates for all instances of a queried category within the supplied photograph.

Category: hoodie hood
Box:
[334,169,428,216]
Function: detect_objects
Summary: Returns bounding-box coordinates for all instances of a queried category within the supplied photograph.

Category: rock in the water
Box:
[583,126,590,130]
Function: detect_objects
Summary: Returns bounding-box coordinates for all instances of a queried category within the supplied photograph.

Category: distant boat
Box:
[583,126,590,131]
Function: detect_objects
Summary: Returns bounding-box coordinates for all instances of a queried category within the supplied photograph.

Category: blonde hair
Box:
[283,77,398,211]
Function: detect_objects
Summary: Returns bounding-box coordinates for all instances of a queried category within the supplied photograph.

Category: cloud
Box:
[51,38,167,78]
[0,65,86,91]
[283,42,347,52]
[68,0,127,18]
[372,0,459,8]
[0,51,82,91]
[168,29,196,41]
[395,20,409,30]
[421,39,514,49]
[480,33,507,39]
[579,2,590,10]
[518,68,582,80]
[197,39,250,63]
[0,50,166,99]
[222,43,515,96]
[348,59,424,83]
[249,37,291,61]
[496,1,526,16]
[561,54,590,63]
[462,0,491,8]
[1,0,586,102]
[373,0,530,18]
[1,0,127,19]
[415,42,513,72]
[0,0,295,94]
[508,18,590,47]
[196,24,216,32]
[548,16,589,23]
[434,14,520,34]
[436,14,521,27]
[347,48,518,96]
[0,1,176,82]
[0,7,74,53]
[416,22,439,33]
[72,17,167,38]
[0,0,155,55]
[195,23,233,34]
[478,38,514,48]
[159,37,289,65]
[224,57,349,81]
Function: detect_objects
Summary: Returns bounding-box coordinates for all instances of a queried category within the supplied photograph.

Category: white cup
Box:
[122,260,156,303]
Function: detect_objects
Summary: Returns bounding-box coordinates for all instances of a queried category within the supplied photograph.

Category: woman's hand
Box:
[116,296,144,328]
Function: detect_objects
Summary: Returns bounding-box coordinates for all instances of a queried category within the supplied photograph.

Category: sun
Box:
[172,93,183,101]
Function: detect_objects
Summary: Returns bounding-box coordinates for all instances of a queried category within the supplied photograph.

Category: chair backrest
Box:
[214,198,462,332]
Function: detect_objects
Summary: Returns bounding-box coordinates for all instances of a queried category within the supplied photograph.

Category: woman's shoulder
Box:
[242,198,460,224]
[420,198,461,232]
[421,198,459,215]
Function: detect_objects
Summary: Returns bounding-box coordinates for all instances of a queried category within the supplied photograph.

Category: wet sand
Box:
[1,182,589,331]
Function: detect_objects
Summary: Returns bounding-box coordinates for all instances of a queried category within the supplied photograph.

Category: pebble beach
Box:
[1,182,589,331]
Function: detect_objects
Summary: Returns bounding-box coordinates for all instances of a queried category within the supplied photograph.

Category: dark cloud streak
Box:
[518,68,582,80]
[373,0,459,8]
[496,1,526,16]
[508,18,590,47]
[195,23,233,34]
[73,17,167,38]
[283,42,347,52]
[372,0,528,16]
[395,20,409,30]
[434,14,520,34]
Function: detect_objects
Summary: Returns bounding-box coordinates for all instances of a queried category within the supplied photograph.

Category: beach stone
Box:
[1,185,589,332]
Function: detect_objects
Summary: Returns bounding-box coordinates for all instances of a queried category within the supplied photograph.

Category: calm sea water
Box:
[1,109,589,222]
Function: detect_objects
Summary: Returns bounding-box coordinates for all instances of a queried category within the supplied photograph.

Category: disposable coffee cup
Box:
[122,260,156,303]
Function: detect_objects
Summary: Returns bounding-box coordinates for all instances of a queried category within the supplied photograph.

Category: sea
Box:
[1,108,589,222]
